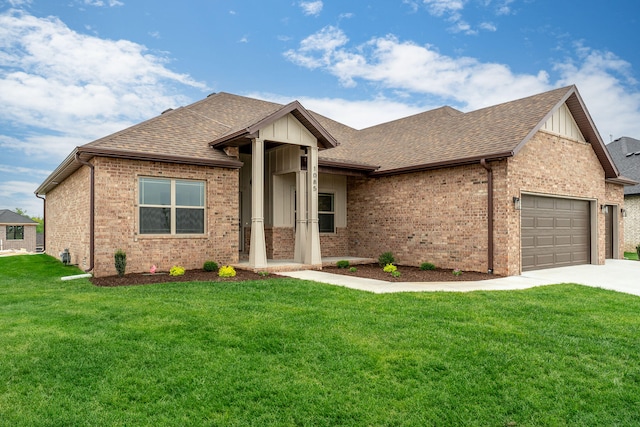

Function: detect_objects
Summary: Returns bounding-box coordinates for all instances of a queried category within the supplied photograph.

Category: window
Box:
[318,193,335,233]
[6,225,24,240]
[139,177,205,235]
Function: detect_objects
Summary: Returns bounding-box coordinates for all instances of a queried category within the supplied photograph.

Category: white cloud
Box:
[285,26,640,139]
[285,27,550,108]
[0,10,206,160]
[556,47,640,140]
[299,1,323,17]
[82,0,124,7]
[422,0,466,17]
[0,180,42,214]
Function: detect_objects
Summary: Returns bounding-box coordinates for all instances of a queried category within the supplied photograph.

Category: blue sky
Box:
[1,0,639,217]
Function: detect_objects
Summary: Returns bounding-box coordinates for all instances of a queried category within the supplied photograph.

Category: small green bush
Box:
[391,270,401,278]
[378,252,395,267]
[218,265,236,278]
[383,263,397,273]
[203,261,218,272]
[420,262,436,271]
[349,267,358,273]
[258,271,270,277]
[114,249,126,277]
[169,265,185,276]
[453,269,462,277]
[336,260,350,269]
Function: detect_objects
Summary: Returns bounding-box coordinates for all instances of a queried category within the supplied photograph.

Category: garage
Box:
[521,195,591,271]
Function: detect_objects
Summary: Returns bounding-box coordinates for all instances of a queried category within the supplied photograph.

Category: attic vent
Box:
[207,92,217,97]
[161,108,173,115]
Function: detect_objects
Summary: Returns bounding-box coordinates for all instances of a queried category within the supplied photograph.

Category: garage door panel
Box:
[521,195,590,271]
[536,217,555,228]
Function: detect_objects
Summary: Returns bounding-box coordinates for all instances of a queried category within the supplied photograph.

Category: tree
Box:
[14,208,44,233]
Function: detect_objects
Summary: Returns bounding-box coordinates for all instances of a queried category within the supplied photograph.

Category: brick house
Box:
[35,85,633,277]
[0,209,38,253]
[606,137,640,253]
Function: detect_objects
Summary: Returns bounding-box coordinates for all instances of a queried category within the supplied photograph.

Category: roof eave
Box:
[606,176,638,186]
[35,147,243,195]
[370,152,513,177]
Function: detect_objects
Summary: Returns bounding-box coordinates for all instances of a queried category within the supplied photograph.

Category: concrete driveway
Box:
[280,259,640,296]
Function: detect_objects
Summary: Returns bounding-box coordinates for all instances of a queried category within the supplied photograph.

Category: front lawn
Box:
[1,255,640,426]
[625,251,639,260]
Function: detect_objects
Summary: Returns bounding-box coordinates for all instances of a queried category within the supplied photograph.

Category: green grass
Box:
[1,255,640,426]
[625,251,639,260]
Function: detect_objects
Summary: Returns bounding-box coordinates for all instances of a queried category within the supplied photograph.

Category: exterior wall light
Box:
[621,208,627,218]
[512,196,521,210]
[600,204,609,214]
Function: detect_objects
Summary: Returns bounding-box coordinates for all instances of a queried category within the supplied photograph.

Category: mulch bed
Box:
[323,264,499,282]
[91,269,271,287]
[91,263,498,287]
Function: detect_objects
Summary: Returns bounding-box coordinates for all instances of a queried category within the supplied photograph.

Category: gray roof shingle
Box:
[607,137,640,195]
[0,209,37,224]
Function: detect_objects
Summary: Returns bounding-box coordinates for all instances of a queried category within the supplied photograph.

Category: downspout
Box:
[480,159,494,274]
[75,152,95,273]
[35,194,45,252]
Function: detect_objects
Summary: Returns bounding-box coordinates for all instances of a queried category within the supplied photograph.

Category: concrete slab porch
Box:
[234,256,376,273]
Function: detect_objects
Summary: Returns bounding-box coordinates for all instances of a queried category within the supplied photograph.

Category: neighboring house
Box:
[0,209,38,253]
[36,85,633,278]
[606,136,640,252]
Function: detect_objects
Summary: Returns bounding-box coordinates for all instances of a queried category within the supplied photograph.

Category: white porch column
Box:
[305,146,322,265]
[249,138,268,269]
[294,169,307,263]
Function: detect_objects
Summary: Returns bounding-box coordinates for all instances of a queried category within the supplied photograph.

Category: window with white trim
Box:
[6,225,24,240]
[139,177,205,235]
[318,193,335,233]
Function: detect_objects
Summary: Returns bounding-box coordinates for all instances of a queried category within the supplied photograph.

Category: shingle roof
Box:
[607,137,640,195]
[0,209,37,224]
[37,85,622,194]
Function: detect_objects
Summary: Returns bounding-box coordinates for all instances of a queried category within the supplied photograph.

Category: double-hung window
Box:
[139,177,205,235]
[318,193,335,233]
[6,226,24,240]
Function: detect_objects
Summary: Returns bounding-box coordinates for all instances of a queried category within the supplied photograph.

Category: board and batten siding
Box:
[541,103,586,142]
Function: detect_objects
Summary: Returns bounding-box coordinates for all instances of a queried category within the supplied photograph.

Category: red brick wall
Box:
[347,164,490,273]
[90,157,239,277]
[45,157,239,277]
[265,227,295,259]
[45,165,92,269]
[347,131,625,276]
[320,227,348,257]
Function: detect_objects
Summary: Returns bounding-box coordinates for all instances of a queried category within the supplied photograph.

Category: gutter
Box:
[35,194,45,252]
[480,159,494,274]
[75,152,95,273]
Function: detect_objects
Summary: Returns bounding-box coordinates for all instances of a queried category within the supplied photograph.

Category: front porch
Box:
[234,256,376,273]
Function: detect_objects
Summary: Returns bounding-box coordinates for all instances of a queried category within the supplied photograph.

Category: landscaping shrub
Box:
[349,267,357,273]
[218,265,236,277]
[391,270,401,278]
[378,252,395,267]
[203,261,218,272]
[336,260,350,269]
[420,262,436,271]
[383,263,397,274]
[169,266,185,276]
[114,249,126,277]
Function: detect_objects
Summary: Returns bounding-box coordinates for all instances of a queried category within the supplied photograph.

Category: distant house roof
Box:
[607,137,640,195]
[0,209,38,225]
[36,85,623,194]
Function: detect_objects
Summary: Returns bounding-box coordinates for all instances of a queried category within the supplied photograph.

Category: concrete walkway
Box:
[279,259,640,296]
